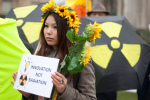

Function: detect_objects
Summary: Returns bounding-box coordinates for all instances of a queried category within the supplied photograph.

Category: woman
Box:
[11,1,96,100]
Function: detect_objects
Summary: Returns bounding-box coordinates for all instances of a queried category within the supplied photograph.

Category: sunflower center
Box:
[111,39,120,49]
[60,9,64,12]
[71,15,75,22]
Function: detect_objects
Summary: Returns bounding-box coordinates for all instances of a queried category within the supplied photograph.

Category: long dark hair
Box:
[36,12,73,65]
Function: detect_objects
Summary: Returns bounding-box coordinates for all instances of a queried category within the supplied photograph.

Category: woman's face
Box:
[44,15,58,50]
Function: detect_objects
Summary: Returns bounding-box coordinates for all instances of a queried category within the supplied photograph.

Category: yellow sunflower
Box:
[66,11,81,28]
[55,5,68,17]
[41,18,44,22]
[79,46,92,66]
[66,11,76,22]
[41,0,56,12]
[87,21,102,44]
[74,27,79,35]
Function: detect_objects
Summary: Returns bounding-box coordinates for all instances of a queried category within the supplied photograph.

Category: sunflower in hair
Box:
[67,11,76,22]
[41,0,56,12]
[65,11,79,27]
[55,5,68,17]
[74,27,79,35]
[67,11,81,28]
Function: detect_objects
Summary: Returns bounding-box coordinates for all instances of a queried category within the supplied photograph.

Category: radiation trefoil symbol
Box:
[17,58,31,88]
[19,73,28,88]
[91,22,141,69]
[13,5,42,44]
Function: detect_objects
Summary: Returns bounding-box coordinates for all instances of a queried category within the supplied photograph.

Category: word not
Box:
[35,73,43,77]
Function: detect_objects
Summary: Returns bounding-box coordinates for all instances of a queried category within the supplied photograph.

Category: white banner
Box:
[14,54,59,98]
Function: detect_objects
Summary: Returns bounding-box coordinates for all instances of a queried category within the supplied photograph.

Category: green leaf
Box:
[67,57,84,74]
[75,35,87,43]
[68,41,85,59]
[67,57,78,71]
[68,61,84,74]
[42,11,49,19]
[68,7,73,12]
[83,28,89,36]
[60,55,67,71]
[75,29,89,43]
[66,29,75,43]
[82,32,88,38]
[60,55,70,75]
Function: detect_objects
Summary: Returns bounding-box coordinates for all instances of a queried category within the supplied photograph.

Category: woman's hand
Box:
[51,72,67,94]
[10,72,31,99]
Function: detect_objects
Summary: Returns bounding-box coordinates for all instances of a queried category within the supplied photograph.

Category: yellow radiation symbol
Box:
[13,5,42,44]
[91,22,141,69]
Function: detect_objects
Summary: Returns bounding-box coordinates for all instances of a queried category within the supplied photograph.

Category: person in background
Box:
[87,2,117,100]
[87,3,109,17]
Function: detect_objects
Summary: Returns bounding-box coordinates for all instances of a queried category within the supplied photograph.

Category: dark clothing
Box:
[96,92,117,100]
[137,62,150,100]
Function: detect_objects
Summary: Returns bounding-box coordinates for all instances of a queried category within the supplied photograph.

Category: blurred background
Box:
[0,0,150,100]
[0,0,150,45]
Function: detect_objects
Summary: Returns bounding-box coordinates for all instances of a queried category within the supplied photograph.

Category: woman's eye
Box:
[54,26,57,29]
[44,25,48,27]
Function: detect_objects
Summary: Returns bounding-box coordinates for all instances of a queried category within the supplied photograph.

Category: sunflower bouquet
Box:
[60,22,102,75]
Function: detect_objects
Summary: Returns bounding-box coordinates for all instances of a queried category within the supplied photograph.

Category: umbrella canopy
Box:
[0,18,30,100]
[5,3,46,54]
[79,16,150,93]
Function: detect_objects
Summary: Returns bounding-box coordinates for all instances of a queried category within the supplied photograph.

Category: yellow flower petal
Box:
[87,21,102,43]
[79,46,92,65]
[41,0,56,12]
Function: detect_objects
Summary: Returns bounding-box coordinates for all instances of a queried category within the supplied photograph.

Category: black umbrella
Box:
[79,16,150,93]
[5,3,46,54]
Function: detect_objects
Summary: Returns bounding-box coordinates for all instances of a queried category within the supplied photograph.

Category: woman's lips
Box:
[46,37,53,41]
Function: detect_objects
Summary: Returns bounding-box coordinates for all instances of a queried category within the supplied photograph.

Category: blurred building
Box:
[93,0,150,31]
[0,0,50,16]
[92,0,150,44]
[1,0,150,31]
[0,0,66,17]
[117,0,150,30]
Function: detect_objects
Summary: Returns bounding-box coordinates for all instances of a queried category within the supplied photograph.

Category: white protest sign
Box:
[14,54,59,98]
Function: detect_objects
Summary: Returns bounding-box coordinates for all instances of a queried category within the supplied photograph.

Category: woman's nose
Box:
[47,27,52,34]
